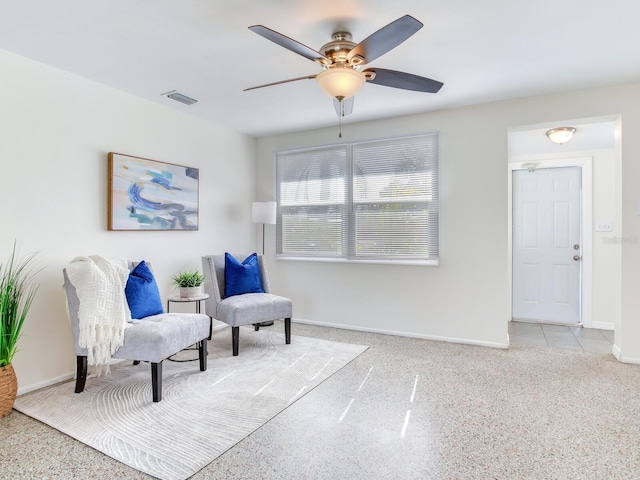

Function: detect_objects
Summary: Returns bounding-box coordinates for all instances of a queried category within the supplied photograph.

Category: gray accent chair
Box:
[201,254,292,356]
[63,263,210,402]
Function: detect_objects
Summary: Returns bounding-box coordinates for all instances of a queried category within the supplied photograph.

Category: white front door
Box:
[512,166,582,324]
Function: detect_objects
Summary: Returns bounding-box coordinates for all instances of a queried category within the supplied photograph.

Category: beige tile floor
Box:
[509,320,614,354]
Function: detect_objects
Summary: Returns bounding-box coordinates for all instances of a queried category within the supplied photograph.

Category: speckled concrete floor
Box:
[2,322,639,480]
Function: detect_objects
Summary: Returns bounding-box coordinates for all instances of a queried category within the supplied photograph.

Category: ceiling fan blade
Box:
[249,25,331,66]
[364,68,443,93]
[244,74,317,92]
[347,15,423,65]
[333,96,354,117]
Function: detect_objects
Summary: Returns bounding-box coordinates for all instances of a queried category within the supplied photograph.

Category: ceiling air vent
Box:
[161,90,198,106]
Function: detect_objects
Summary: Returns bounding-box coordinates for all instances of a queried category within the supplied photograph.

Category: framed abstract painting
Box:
[108,153,199,231]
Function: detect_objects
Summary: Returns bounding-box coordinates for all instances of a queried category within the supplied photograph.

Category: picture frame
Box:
[108,152,199,231]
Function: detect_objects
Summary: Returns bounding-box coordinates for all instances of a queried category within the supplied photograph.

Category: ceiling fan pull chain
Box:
[337,96,343,138]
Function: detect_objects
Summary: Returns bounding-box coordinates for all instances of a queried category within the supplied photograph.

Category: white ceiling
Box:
[1,0,639,137]
[508,121,616,157]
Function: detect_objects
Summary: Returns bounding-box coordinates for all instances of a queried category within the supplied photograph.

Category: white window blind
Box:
[276,134,439,263]
[278,147,347,257]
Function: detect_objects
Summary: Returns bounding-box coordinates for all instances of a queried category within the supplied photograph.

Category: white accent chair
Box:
[201,254,292,356]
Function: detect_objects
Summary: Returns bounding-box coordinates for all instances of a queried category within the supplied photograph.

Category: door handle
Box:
[573,255,581,261]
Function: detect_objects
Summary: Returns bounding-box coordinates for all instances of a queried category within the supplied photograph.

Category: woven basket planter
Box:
[0,364,18,418]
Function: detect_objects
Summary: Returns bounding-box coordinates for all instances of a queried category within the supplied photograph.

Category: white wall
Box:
[256,82,640,362]
[0,49,256,393]
[257,106,512,348]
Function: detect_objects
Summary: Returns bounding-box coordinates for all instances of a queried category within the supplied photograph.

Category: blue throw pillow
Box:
[224,253,264,298]
[125,260,164,319]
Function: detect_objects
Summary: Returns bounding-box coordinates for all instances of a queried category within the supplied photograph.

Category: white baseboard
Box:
[17,372,75,396]
[292,317,509,349]
[17,358,130,395]
[612,344,621,360]
[590,321,614,331]
[612,343,640,364]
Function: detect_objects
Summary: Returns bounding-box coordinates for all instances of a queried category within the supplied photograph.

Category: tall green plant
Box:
[0,243,40,367]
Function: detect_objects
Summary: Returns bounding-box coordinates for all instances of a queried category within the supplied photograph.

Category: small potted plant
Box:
[172,270,206,298]
[0,242,40,417]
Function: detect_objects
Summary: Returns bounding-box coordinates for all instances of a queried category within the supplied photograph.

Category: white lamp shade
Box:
[252,201,276,224]
[316,68,366,99]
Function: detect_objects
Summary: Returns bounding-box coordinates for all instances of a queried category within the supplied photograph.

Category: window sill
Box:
[275,256,439,267]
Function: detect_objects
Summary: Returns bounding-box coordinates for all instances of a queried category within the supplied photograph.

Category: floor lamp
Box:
[251,201,277,255]
[252,201,277,327]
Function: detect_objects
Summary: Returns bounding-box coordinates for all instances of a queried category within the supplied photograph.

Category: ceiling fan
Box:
[244,15,444,120]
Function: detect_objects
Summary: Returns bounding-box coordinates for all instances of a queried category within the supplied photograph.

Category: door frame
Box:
[508,157,593,328]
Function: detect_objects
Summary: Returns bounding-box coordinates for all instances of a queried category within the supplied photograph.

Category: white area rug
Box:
[14,327,368,480]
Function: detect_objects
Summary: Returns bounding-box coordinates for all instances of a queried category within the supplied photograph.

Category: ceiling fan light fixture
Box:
[316,68,366,100]
[546,127,576,144]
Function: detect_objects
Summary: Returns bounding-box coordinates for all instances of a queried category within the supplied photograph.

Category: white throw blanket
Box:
[66,256,132,376]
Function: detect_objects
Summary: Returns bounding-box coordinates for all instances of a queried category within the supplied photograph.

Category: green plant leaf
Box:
[0,241,40,366]
[172,270,206,288]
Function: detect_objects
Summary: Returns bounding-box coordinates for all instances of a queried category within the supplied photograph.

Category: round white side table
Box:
[166,293,209,314]
[166,293,210,363]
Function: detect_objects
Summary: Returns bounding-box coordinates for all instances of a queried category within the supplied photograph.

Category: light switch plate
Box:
[595,222,614,232]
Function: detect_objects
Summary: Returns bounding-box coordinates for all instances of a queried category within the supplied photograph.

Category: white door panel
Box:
[512,167,581,324]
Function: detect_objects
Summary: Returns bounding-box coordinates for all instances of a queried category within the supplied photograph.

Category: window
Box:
[276,134,439,264]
